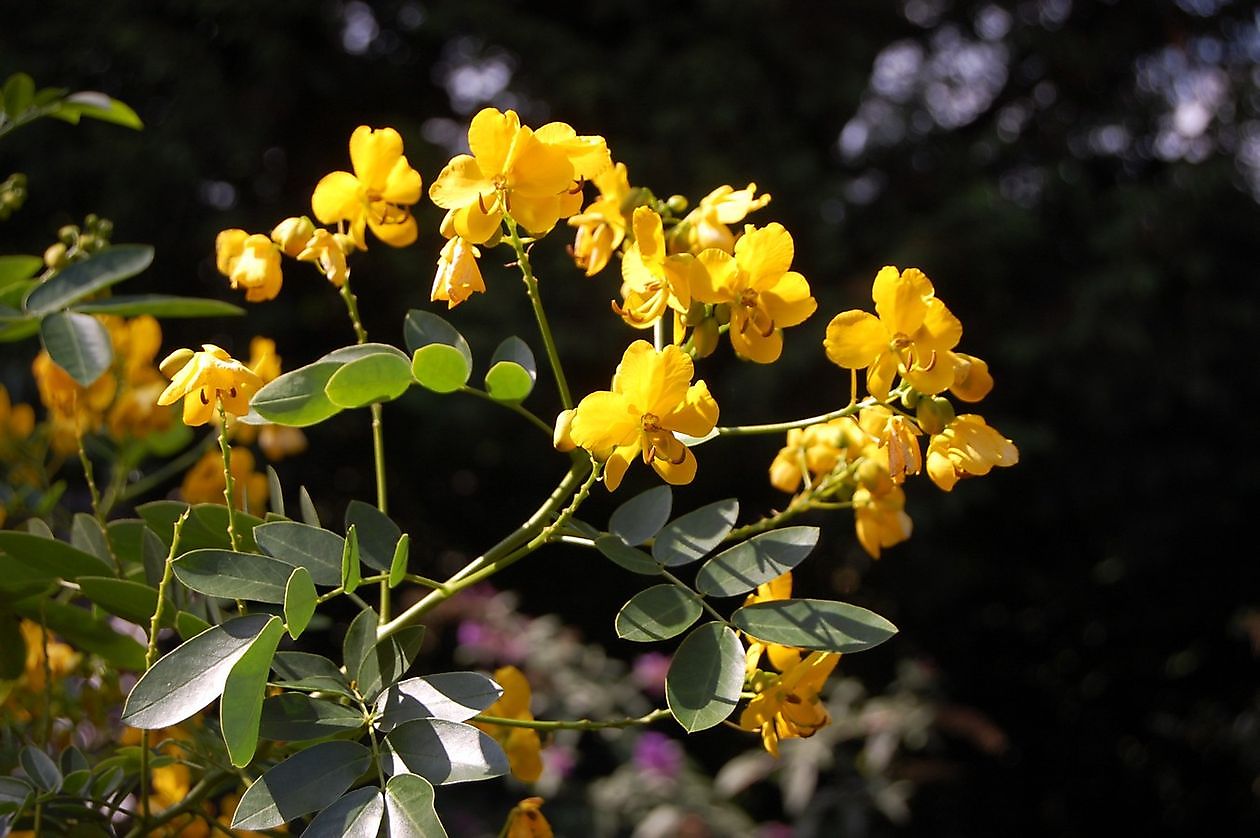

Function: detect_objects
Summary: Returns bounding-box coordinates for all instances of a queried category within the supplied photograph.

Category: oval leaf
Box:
[259,693,365,741]
[595,535,662,576]
[484,337,536,402]
[77,576,174,628]
[19,747,61,793]
[325,352,413,408]
[123,614,274,729]
[9,599,145,670]
[403,309,472,359]
[383,773,446,837]
[346,500,402,572]
[230,740,373,830]
[666,622,744,733]
[254,521,344,586]
[388,534,410,588]
[24,245,154,315]
[39,311,112,386]
[381,718,508,785]
[341,525,361,595]
[284,566,317,639]
[732,598,898,654]
[616,585,704,642]
[695,526,820,597]
[411,344,470,393]
[375,672,504,731]
[0,531,114,581]
[251,361,344,427]
[609,485,672,545]
[303,786,384,838]
[221,616,285,767]
[653,499,739,567]
[172,549,295,603]
[72,294,244,318]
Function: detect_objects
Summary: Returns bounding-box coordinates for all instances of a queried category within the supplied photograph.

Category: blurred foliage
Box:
[3,0,1258,834]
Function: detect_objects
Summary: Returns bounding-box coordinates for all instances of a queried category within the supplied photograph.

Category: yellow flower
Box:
[311,126,423,249]
[694,223,817,363]
[105,314,164,386]
[858,405,922,485]
[852,484,912,558]
[157,345,263,427]
[269,216,316,258]
[504,797,553,838]
[181,446,269,514]
[768,417,863,494]
[0,385,36,450]
[428,108,577,244]
[475,666,543,783]
[679,183,771,254]
[568,162,631,276]
[612,207,696,330]
[19,620,79,691]
[568,341,718,491]
[744,573,803,672]
[739,650,839,757]
[925,414,1018,491]
[431,236,485,309]
[31,350,116,432]
[216,229,283,302]
[823,266,963,402]
[949,352,994,403]
[296,228,351,288]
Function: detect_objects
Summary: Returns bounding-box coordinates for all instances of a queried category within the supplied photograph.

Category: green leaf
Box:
[345,500,401,572]
[72,294,243,318]
[483,337,536,402]
[0,776,33,816]
[303,786,384,838]
[174,611,210,640]
[40,311,112,386]
[596,535,662,575]
[0,531,113,581]
[374,673,503,731]
[259,693,365,741]
[383,773,446,837]
[342,608,378,686]
[253,520,344,586]
[77,576,174,628]
[341,525,361,594]
[221,616,285,766]
[666,622,745,733]
[137,501,262,553]
[0,318,40,342]
[230,740,373,830]
[0,255,42,286]
[172,549,295,603]
[123,614,274,729]
[381,719,508,785]
[653,499,739,567]
[615,585,703,642]
[410,344,470,393]
[2,73,35,118]
[271,651,354,698]
[60,768,91,798]
[325,352,413,408]
[60,745,89,775]
[250,361,344,427]
[695,526,820,597]
[609,485,673,545]
[321,342,410,364]
[266,466,284,517]
[404,310,473,393]
[19,746,61,793]
[24,245,154,316]
[357,626,426,703]
[106,518,146,566]
[70,513,111,562]
[299,486,320,526]
[388,534,410,588]
[8,599,146,670]
[731,598,898,654]
[57,91,143,130]
[284,566,317,639]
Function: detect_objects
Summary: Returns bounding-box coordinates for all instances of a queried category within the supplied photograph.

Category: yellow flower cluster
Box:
[217,126,422,302]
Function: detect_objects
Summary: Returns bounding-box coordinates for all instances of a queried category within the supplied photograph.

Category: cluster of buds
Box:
[43,213,114,271]
[0,172,26,220]
[216,216,356,302]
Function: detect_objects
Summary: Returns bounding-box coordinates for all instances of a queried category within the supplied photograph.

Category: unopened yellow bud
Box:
[159,348,195,379]
[58,225,79,245]
[915,396,955,436]
[553,409,577,452]
[899,389,921,410]
[270,216,316,258]
[43,242,68,270]
[683,301,707,327]
[332,232,358,255]
[691,318,720,359]
[665,194,688,214]
[713,303,731,326]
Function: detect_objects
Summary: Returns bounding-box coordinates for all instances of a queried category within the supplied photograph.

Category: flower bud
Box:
[58,225,79,245]
[713,303,731,326]
[332,232,358,255]
[78,234,98,252]
[552,409,577,452]
[159,347,195,379]
[93,218,114,240]
[683,301,707,327]
[691,318,720,359]
[665,194,688,214]
[899,389,921,410]
[270,216,316,258]
[915,395,955,436]
[43,242,68,270]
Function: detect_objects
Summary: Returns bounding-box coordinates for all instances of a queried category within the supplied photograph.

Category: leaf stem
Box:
[503,214,572,410]
[458,385,554,437]
[659,568,733,628]
[714,399,873,438]
[473,708,670,732]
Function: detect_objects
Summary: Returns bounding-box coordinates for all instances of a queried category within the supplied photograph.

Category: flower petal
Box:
[823,310,886,369]
[311,171,362,226]
[429,154,491,210]
[570,391,638,455]
[729,311,783,364]
[612,342,692,415]
[468,107,520,175]
[761,271,816,328]
[381,155,423,205]
[651,444,697,486]
[664,380,718,438]
[367,210,418,248]
[872,266,929,337]
[694,249,737,303]
[349,126,404,194]
[734,223,794,287]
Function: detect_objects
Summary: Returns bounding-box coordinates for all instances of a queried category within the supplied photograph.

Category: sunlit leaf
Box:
[732,598,898,653]
[615,584,703,642]
[666,622,744,733]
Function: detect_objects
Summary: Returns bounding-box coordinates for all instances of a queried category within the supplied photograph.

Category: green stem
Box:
[458,385,554,437]
[76,430,121,573]
[714,399,874,438]
[474,708,670,732]
[660,568,732,628]
[215,402,241,553]
[376,459,594,641]
[504,214,572,410]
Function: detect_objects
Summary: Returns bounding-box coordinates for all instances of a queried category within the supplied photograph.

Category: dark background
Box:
[2,0,1257,834]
